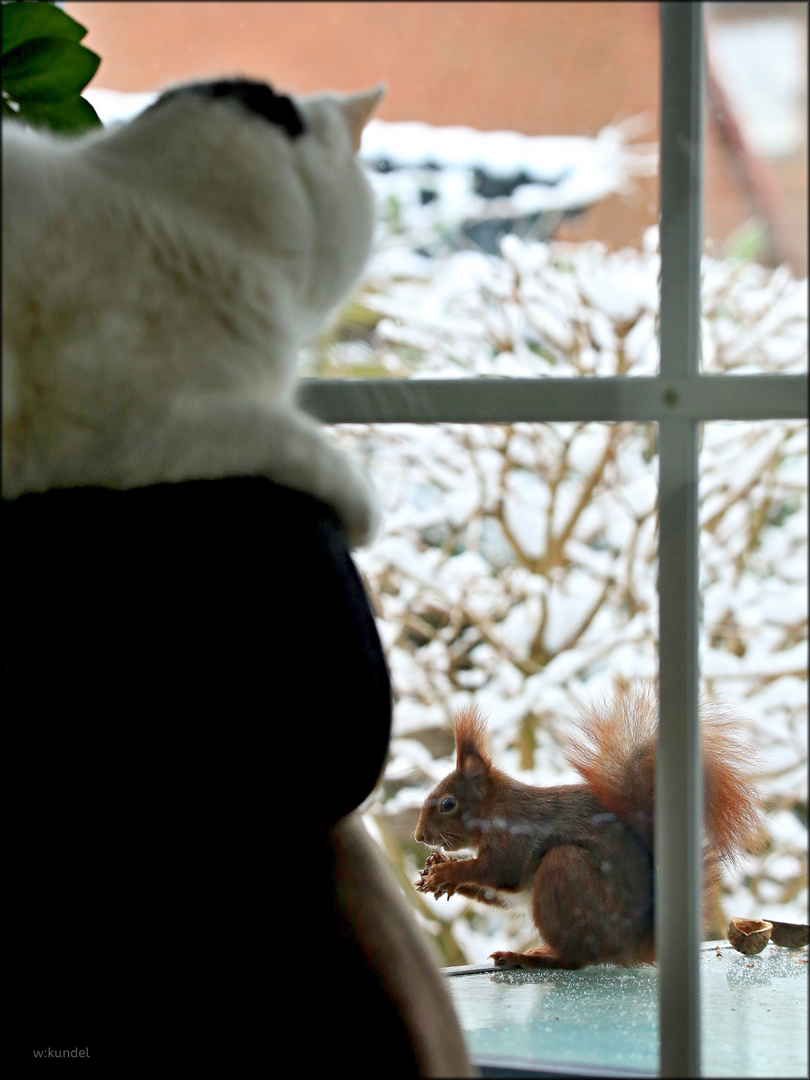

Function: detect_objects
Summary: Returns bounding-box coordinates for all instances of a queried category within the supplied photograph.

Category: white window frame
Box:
[300,4,807,1075]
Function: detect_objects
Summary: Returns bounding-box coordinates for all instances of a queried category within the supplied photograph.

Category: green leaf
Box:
[2,2,87,57]
[15,93,101,134]
[2,38,100,104]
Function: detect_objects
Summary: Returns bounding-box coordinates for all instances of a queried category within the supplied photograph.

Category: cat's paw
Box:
[335,462,381,548]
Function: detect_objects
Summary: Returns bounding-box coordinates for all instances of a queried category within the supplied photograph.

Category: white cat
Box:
[2,78,384,545]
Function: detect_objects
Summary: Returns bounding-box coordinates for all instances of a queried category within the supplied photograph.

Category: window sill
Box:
[444,942,808,1077]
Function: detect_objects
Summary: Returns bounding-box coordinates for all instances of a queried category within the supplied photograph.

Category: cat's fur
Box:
[2,78,385,545]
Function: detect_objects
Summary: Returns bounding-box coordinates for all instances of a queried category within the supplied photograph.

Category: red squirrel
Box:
[414,681,764,970]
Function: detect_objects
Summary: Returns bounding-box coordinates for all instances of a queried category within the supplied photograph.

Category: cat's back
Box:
[2,121,118,378]
[2,121,102,256]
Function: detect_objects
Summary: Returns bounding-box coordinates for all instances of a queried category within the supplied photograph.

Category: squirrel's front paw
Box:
[424,851,448,870]
[413,851,448,889]
[415,863,456,901]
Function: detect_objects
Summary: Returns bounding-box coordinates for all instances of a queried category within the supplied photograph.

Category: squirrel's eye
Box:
[440,797,457,813]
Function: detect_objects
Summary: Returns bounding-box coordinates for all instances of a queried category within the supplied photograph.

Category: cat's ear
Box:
[339,84,385,152]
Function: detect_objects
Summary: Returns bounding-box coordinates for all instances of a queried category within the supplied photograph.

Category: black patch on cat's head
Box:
[147,77,306,139]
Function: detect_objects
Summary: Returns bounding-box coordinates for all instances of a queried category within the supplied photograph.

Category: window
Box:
[298,4,807,1075]
[73,1,807,1073]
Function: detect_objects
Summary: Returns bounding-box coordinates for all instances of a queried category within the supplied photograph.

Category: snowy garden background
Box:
[92,91,808,965]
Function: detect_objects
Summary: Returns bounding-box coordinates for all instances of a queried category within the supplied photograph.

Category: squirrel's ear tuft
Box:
[454,704,491,773]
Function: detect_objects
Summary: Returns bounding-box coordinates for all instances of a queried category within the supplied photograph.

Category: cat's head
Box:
[142,75,385,154]
[91,76,385,327]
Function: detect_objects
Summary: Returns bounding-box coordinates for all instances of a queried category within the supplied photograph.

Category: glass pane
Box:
[328,416,807,1073]
[338,416,806,935]
[700,420,808,932]
[699,418,809,1077]
[67,1,662,381]
[702,3,808,373]
[339,420,659,971]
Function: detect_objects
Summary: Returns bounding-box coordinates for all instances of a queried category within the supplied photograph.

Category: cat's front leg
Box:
[258,405,381,546]
[120,398,381,547]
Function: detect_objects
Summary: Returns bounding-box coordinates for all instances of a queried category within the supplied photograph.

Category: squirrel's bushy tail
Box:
[565,679,766,865]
